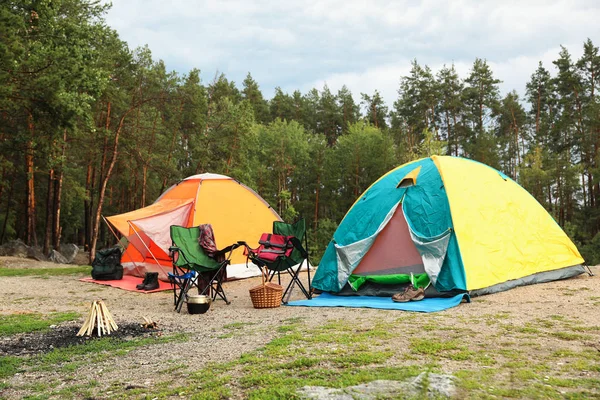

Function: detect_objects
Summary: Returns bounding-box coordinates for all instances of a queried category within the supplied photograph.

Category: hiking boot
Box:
[392,285,425,302]
[142,272,159,291]
[136,273,151,290]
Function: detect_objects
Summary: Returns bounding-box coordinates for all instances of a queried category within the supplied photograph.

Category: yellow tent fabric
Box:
[433,156,584,290]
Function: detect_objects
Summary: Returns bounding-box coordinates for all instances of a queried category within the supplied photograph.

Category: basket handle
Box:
[260,266,269,287]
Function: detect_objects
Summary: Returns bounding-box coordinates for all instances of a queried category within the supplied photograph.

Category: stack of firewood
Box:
[141,316,159,329]
[77,300,118,337]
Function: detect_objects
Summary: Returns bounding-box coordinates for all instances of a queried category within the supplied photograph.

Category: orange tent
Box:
[105,173,281,281]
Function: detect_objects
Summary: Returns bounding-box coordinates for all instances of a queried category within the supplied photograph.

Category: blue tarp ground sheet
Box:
[287,292,468,313]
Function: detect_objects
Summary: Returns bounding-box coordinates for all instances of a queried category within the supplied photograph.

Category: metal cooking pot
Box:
[186,295,211,314]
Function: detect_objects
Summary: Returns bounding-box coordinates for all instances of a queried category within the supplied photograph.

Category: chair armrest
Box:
[214,242,242,259]
[289,236,309,258]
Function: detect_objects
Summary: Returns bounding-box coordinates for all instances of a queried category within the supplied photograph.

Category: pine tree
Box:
[337,85,360,135]
[437,64,464,156]
[242,72,269,124]
[360,90,388,130]
[319,84,342,146]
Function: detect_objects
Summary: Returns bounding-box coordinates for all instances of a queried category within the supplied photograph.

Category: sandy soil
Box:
[1,256,599,398]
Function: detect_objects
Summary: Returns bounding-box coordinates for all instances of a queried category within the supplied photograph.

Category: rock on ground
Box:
[48,250,69,264]
[26,247,47,262]
[0,240,29,257]
[59,243,79,263]
[298,373,455,399]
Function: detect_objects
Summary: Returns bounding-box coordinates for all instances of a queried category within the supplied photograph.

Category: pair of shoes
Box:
[392,285,425,302]
[136,272,159,291]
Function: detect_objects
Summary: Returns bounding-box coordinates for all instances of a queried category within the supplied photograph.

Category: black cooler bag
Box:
[91,247,124,280]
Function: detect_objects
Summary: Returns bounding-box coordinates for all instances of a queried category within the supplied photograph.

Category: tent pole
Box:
[585,265,595,276]
[127,221,170,277]
[102,215,144,277]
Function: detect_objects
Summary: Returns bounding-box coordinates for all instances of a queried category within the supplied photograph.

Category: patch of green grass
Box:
[0,312,79,336]
[11,296,35,303]
[223,321,256,330]
[0,356,22,378]
[3,332,189,382]
[550,331,589,341]
[409,338,461,355]
[570,325,600,332]
[516,324,541,334]
[454,368,498,391]
[546,376,600,389]
[331,350,393,367]
[512,369,538,381]
[144,318,428,400]
[560,288,580,296]
[277,324,299,333]
[282,316,305,324]
[0,266,90,277]
[566,359,600,373]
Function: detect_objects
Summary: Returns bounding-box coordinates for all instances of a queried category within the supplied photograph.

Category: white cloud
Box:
[103,0,600,106]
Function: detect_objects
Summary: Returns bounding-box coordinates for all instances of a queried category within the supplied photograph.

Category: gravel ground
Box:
[1,256,599,398]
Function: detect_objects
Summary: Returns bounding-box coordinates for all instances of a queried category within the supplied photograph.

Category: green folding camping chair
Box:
[245,218,312,303]
[168,225,239,313]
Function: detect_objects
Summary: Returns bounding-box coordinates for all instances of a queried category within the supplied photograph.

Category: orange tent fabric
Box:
[106,173,281,281]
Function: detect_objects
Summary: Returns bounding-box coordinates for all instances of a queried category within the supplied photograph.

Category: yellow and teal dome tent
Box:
[312,156,586,297]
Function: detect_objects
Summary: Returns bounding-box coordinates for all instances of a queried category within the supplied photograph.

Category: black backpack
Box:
[91,247,124,280]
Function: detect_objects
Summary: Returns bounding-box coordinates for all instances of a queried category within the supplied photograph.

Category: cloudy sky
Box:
[104,0,599,107]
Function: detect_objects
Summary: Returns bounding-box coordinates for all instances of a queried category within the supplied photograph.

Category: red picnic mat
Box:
[80,275,173,293]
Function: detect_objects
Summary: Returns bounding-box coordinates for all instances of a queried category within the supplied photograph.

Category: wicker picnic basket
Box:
[249,267,283,308]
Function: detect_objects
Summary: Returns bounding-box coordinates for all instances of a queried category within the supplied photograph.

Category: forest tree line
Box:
[1,1,600,263]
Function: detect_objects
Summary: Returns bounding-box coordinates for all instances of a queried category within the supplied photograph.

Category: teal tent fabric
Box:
[312,157,467,294]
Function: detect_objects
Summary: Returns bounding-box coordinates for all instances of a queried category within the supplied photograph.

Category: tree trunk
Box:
[535,87,541,139]
[354,146,360,197]
[452,113,459,156]
[43,169,55,254]
[510,107,521,169]
[89,98,154,262]
[26,113,37,246]
[161,100,185,193]
[314,150,322,235]
[141,164,148,207]
[52,129,67,249]
[0,180,14,245]
[226,125,239,174]
[445,110,451,155]
[84,163,93,250]
[372,104,378,128]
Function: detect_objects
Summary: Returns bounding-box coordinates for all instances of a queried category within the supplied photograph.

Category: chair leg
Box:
[175,279,193,312]
[174,278,190,313]
[281,261,312,303]
[198,266,231,305]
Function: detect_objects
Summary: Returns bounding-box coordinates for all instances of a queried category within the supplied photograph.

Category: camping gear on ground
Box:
[186,294,211,314]
[168,224,241,313]
[243,218,312,304]
[104,173,282,282]
[91,247,123,281]
[136,272,159,291]
[77,300,118,337]
[249,267,283,308]
[312,155,588,300]
[392,285,425,302]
